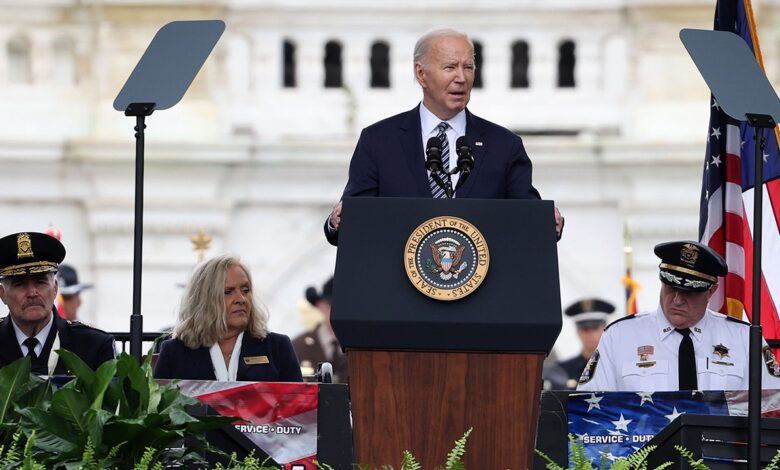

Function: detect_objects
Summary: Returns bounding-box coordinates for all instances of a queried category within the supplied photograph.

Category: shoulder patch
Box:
[604,314,637,331]
[726,315,750,326]
[763,346,780,378]
[578,350,600,385]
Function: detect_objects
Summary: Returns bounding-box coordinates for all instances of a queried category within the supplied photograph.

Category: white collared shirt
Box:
[577,306,780,392]
[12,314,53,357]
[419,103,467,191]
[209,331,244,382]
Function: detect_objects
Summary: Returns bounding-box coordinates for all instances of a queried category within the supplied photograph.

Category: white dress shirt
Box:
[12,315,53,357]
[577,306,780,392]
[419,103,467,192]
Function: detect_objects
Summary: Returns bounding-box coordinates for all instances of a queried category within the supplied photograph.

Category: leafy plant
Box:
[0,350,235,468]
[537,434,780,470]
[356,427,473,470]
[536,434,671,470]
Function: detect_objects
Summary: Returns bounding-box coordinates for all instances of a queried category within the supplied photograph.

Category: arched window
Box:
[473,41,483,88]
[324,40,343,88]
[7,35,31,84]
[370,41,390,88]
[557,39,576,88]
[510,40,529,88]
[283,39,296,88]
[52,36,76,86]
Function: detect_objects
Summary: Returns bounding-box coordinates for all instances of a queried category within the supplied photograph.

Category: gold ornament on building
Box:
[190,229,213,263]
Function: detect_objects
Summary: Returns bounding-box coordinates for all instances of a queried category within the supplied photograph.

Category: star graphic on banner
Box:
[636,392,654,406]
[712,100,721,111]
[711,127,721,139]
[585,393,603,412]
[665,407,684,422]
[575,432,589,440]
[764,152,769,162]
[602,452,619,462]
[612,413,632,432]
[741,140,746,149]
[711,154,722,167]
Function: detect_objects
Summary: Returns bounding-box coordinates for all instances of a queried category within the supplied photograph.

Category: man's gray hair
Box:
[413,27,474,73]
[0,272,55,289]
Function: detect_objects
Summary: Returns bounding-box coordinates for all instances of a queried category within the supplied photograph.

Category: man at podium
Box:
[577,240,780,392]
[325,26,564,246]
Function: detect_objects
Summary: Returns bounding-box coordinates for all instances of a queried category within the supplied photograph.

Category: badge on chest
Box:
[636,345,656,368]
[244,355,269,365]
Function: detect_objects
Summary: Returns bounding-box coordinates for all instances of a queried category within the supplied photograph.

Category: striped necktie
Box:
[429,122,451,198]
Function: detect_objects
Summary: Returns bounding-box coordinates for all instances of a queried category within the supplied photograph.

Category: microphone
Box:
[455,136,474,174]
[426,137,452,197]
[454,136,474,192]
[425,137,443,172]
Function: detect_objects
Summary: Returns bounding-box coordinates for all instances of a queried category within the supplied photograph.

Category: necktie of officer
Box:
[429,122,451,198]
[675,328,697,390]
[23,337,39,361]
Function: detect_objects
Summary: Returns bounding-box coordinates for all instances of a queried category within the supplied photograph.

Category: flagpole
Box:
[745,113,774,470]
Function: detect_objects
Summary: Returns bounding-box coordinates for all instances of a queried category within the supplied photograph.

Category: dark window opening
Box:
[283,39,296,88]
[370,41,390,88]
[511,41,529,88]
[324,40,343,88]
[558,40,576,88]
[473,41,483,88]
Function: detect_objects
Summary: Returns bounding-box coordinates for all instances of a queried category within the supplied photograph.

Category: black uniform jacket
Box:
[0,312,115,375]
[153,332,303,382]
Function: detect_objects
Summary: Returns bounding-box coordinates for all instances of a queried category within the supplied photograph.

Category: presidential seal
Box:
[404,216,489,301]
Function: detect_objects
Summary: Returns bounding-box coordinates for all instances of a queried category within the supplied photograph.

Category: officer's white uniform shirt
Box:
[577,306,780,392]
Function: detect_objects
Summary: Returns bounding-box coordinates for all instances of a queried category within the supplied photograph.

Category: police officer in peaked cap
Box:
[577,240,780,392]
[0,232,115,375]
[555,298,614,389]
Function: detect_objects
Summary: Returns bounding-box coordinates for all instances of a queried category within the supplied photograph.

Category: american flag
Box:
[175,380,319,469]
[568,390,780,463]
[699,0,780,342]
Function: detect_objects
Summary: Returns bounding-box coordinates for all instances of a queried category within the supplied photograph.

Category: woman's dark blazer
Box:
[153,332,303,382]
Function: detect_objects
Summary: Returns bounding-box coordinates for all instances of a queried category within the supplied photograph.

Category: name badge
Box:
[244,356,269,365]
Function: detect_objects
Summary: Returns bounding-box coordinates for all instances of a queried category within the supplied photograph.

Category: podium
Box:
[332,197,562,469]
[646,414,780,470]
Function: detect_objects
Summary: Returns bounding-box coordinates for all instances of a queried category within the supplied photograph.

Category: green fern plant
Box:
[356,427,472,470]
[536,434,673,470]
[674,445,709,470]
[400,449,422,470]
[0,429,23,466]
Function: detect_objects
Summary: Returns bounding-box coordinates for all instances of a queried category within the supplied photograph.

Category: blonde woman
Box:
[154,254,302,382]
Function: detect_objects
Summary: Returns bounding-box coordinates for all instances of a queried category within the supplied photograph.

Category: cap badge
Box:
[16,233,33,259]
[680,243,700,268]
[581,299,594,312]
[713,344,730,359]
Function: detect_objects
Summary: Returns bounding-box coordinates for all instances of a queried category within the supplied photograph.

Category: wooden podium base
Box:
[348,350,544,470]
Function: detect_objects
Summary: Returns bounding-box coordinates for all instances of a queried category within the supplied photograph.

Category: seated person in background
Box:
[0,232,115,375]
[154,254,303,382]
[292,277,348,382]
[577,240,780,392]
[555,298,614,389]
[56,264,94,321]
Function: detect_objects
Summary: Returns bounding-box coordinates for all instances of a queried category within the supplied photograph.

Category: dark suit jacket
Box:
[153,332,303,382]
[0,312,115,375]
[326,105,541,245]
